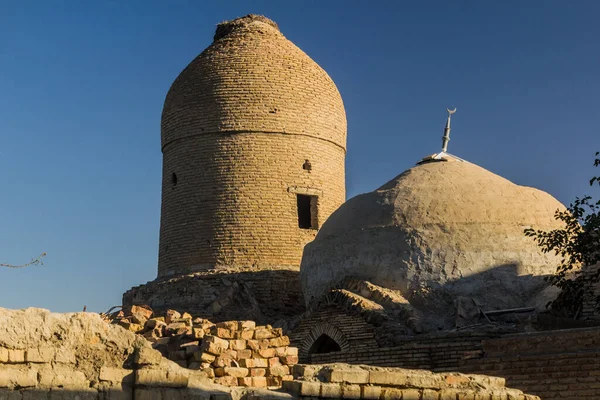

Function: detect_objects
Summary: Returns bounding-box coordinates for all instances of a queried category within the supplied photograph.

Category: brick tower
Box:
[158,15,347,277]
[124,15,346,319]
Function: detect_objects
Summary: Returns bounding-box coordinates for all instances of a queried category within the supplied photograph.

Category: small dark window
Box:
[171,173,178,186]
[309,334,341,354]
[297,194,318,229]
[302,159,312,171]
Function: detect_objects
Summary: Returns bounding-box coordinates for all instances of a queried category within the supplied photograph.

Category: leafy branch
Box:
[525,152,600,317]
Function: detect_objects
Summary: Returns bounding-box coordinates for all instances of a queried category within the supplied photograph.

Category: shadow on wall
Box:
[123,269,306,326]
[413,262,558,331]
[0,388,234,400]
[295,262,558,361]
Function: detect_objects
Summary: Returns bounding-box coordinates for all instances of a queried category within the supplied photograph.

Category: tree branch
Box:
[0,252,47,268]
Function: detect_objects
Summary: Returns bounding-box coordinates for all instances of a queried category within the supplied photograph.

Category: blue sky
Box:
[0,1,598,312]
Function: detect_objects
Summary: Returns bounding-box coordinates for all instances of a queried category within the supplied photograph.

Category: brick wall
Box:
[123,269,305,324]
[289,305,379,362]
[158,133,346,277]
[462,326,600,399]
[305,332,493,372]
[157,16,347,278]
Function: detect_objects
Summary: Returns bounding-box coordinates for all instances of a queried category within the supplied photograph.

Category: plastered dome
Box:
[158,15,347,277]
[300,155,565,321]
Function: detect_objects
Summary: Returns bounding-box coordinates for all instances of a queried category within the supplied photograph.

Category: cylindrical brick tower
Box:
[158,15,347,277]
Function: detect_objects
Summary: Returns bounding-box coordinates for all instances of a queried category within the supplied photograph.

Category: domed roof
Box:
[318,155,563,238]
[161,14,347,150]
[300,155,565,321]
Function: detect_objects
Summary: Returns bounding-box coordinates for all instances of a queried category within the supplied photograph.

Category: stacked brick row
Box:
[286,364,540,400]
[115,306,298,387]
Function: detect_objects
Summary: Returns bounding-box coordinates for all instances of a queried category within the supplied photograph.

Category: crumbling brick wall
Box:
[123,269,305,323]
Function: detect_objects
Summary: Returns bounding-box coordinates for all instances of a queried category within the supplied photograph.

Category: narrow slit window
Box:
[297,194,318,230]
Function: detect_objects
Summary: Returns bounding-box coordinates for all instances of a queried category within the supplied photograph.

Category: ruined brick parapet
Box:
[123,269,305,323]
[283,364,539,399]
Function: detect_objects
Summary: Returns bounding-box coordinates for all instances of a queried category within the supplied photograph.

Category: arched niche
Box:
[300,322,350,361]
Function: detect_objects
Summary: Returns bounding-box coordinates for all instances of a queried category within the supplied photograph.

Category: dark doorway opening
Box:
[308,334,342,354]
[297,194,318,229]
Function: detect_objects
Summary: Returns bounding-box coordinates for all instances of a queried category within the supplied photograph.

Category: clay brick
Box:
[238,377,252,387]
[239,359,257,368]
[280,355,298,365]
[230,340,247,351]
[211,327,234,339]
[269,365,290,377]
[402,389,422,400]
[269,336,290,347]
[136,369,168,386]
[237,349,252,359]
[99,367,134,384]
[289,381,321,397]
[422,389,440,400]
[25,347,55,363]
[0,348,8,363]
[362,385,382,400]
[213,356,233,368]
[216,321,239,331]
[238,330,254,340]
[215,376,238,387]
[292,364,317,379]
[246,340,260,351]
[274,347,287,357]
[342,384,361,399]
[254,329,275,340]
[256,348,276,358]
[7,350,24,363]
[440,390,460,400]
[194,352,216,363]
[201,336,229,355]
[251,358,268,368]
[239,321,256,331]
[191,327,205,339]
[327,368,369,384]
[224,367,249,378]
[268,357,281,367]
[250,368,267,377]
[252,377,268,387]
[286,347,299,356]
[381,388,404,399]
[445,375,471,387]
[268,376,283,387]
[369,370,409,386]
[321,383,342,398]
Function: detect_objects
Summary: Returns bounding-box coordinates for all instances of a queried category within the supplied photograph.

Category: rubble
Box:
[109,305,298,387]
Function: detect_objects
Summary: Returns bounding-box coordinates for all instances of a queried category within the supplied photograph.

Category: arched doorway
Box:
[308,333,342,354]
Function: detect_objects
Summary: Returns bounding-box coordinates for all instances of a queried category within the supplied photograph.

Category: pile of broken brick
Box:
[106,305,298,387]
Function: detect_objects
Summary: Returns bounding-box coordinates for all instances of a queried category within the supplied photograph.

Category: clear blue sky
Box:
[1,1,598,313]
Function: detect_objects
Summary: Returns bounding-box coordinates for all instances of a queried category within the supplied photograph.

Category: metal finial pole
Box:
[441,108,456,153]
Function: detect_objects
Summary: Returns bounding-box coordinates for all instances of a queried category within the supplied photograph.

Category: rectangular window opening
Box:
[297,194,318,230]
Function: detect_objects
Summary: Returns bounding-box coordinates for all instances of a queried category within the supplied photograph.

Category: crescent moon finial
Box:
[447,108,457,115]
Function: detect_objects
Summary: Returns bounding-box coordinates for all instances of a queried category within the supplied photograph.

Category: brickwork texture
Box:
[461,326,600,399]
[158,15,347,277]
[123,270,305,323]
